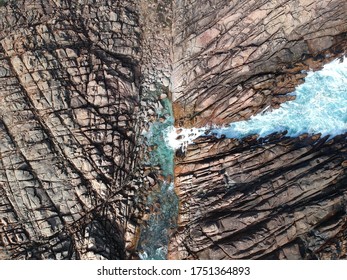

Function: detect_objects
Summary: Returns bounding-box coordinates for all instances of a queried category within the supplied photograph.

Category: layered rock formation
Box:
[169,133,347,259]
[0,0,145,259]
[172,0,347,127]
[0,0,346,260]
[168,0,347,260]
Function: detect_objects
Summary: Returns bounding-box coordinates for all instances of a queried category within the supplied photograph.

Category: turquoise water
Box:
[143,116,175,177]
[138,94,178,260]
[166,57,347,149]
[137,181,177,260]
[139,57,347,260]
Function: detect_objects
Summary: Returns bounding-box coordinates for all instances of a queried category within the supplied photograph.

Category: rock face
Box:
[0,0,346,260]
[172,0,347,127]
[0,0,144,259]
[168,0,347,260]
[169,133,347,259]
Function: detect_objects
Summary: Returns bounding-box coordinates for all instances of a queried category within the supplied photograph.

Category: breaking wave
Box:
[166,57,347,150]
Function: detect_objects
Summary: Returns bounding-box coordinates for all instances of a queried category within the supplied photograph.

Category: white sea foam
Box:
[164,125,208,150]
[166,57,347,150]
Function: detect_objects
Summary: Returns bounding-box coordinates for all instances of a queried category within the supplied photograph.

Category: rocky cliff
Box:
[172,0,347,127]
[0,0,346,260]
[169,0,347,260]
[169,133,347,259]
[0,0,146,259]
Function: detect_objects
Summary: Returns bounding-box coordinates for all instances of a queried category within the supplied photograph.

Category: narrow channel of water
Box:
[138,56,347,259]
[137,94,178,260]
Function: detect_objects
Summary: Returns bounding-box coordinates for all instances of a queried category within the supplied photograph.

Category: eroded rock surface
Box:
[0,0,145,259]
[169,0,347,260]
[0,0,346,260]
[169,133,347,259]
[172,0,347,127]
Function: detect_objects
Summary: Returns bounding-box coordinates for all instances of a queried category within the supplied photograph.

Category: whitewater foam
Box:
[166,57,347,150]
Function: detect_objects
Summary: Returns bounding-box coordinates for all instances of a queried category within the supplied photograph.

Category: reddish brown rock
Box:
[169,133,347,259]
[1,0,346,260]
[168,0,347,260]
[172,0,347,127]
[0,0,144,260]
[0,0,176,260]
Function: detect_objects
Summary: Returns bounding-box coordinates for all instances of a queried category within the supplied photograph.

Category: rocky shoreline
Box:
[169,132,347,259]
[168,0,347,260]
[0,0,346,260]
[172,0,347,128]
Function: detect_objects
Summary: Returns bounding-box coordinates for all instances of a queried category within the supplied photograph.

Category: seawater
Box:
[138,97,178,260]
[166,57,347,149]
[139,57,347,259]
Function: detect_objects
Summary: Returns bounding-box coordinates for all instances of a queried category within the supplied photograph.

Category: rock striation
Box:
[172,0,347,127]
[0,0,145,259]
[169,133,347,259]
[0,0,346,260]
[169,0,347,260]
